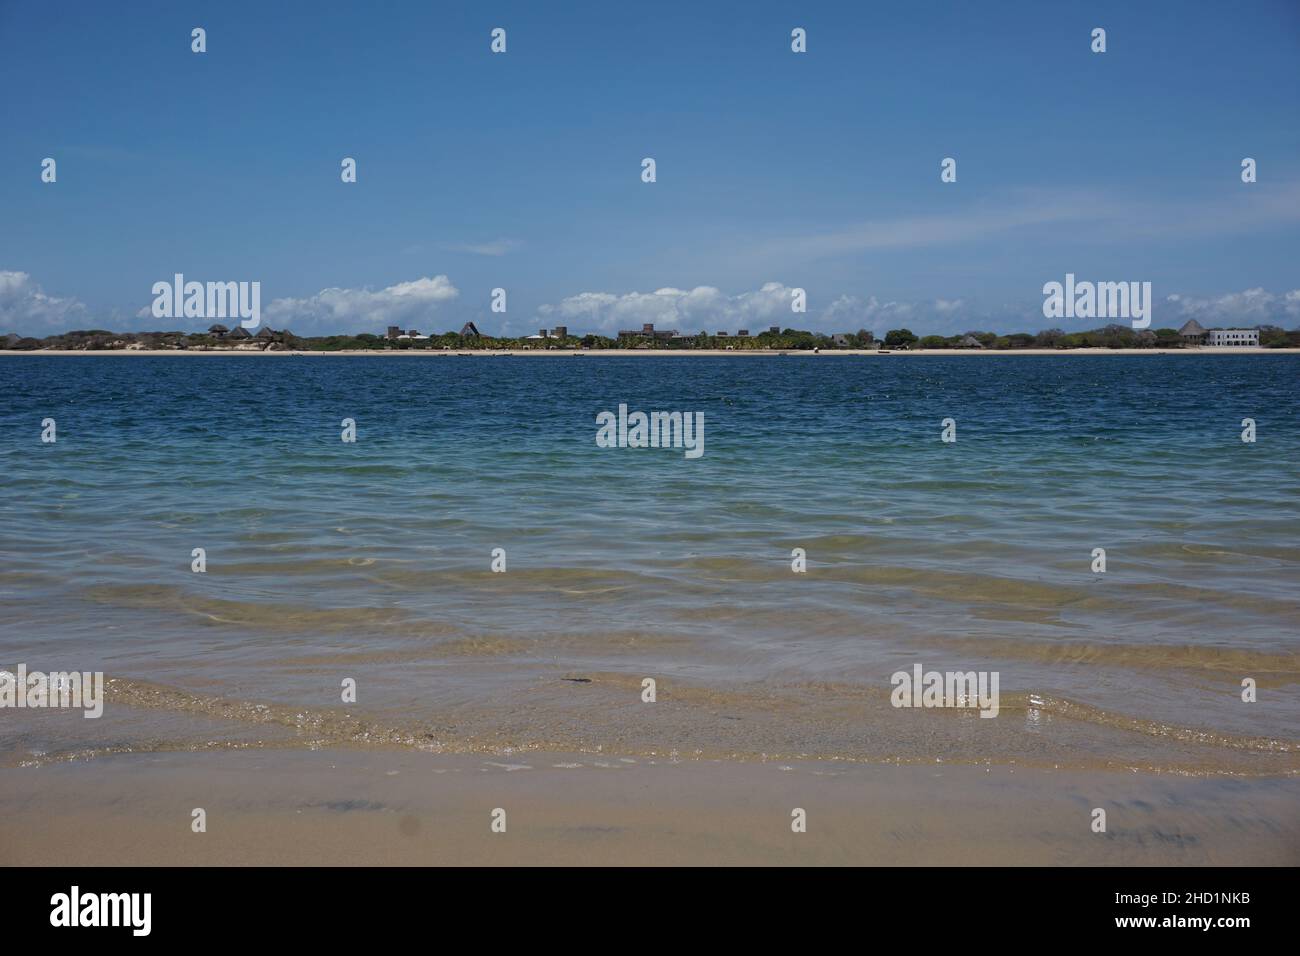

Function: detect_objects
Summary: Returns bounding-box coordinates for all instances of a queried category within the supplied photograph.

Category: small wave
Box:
[936,635,1300,681]
[7,673,1292,776]
[82,583,413,631]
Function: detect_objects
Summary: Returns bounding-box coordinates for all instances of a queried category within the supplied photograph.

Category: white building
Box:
[1205,329,1259,347]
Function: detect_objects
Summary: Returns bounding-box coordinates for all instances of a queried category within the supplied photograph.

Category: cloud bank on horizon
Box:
[257,275,459,334]
[0,271,89,334]
[3,269,1299,339]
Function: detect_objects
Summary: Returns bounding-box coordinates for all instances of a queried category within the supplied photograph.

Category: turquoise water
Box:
[1,354,1297,772]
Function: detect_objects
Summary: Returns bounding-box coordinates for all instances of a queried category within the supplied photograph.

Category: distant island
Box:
[3,319,1296,352]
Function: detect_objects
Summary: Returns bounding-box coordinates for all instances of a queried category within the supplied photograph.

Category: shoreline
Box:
[2,748,1295,865]
[3,347,1298,357]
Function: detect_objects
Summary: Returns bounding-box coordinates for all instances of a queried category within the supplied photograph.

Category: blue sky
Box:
[2,0,1298,336]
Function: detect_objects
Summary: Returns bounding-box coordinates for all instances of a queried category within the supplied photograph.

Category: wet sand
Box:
[1,748,1295,866]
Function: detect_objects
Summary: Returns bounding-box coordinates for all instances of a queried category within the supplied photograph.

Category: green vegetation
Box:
[5,323,1297,352]
[884,328,918,348]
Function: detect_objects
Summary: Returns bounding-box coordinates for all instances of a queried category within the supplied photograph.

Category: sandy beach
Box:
[2,748,1295,866]
[3,348,1298,357]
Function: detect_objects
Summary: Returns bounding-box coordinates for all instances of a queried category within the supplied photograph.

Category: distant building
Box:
[832,334,852,346]
[207,324,229,338]
[228,326,251,340]
[255,326,275,339]
[736,329,750,337]
[522,326,569,339]
[460,322,481,338]
[1205,328,1259,347]
[769,326,780,335]
[617,323,676,342]
[1178,320,1208,345]
[386,326,402,340]
[957,335,984,349]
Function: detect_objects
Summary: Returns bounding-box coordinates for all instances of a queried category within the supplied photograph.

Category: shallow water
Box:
[1,354,1297,773]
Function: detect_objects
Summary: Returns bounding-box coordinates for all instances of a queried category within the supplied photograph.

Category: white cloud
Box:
[261,275,460,335]
[539,282,803,333]
[754,190,1127,261]
[539,282,1300,338]
[439,239,522,257]
[9,270,1298,340]
[538,284,999,336]
[824,294,916,328]
[537,283,1048,337]
[751,183,1300,262]
[1164,288,1300,326]
[826,287,1300,335]
[818,294,990,334]
[0,271,89,336]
